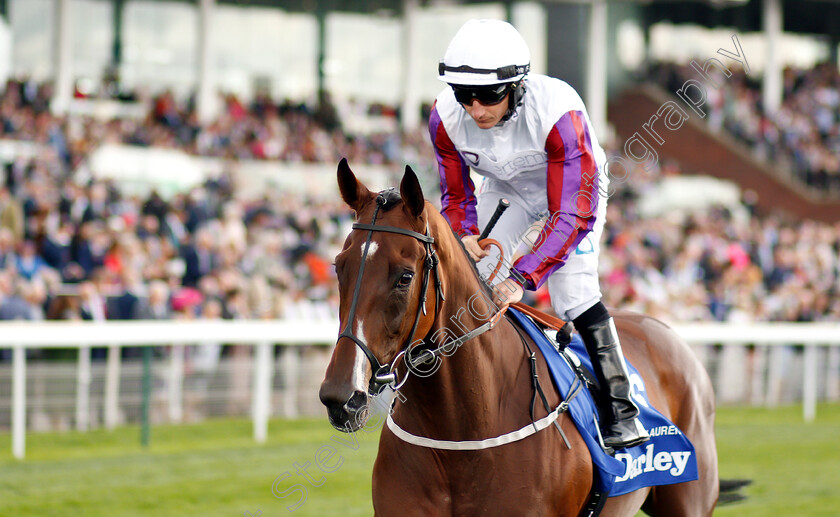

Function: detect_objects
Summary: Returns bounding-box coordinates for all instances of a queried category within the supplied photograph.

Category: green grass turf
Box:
[0,404,838,516]
[712,404,840,517]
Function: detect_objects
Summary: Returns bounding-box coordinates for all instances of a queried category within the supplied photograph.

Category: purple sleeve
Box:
[512,110,599,289]
[429,103,478,236]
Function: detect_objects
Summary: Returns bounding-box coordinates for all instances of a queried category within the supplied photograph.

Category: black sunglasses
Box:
[451,83,511,106]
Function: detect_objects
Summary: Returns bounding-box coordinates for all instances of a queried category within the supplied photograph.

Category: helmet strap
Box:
[501,80,526,122]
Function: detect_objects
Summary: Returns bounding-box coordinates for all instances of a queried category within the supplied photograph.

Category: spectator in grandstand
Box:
[70,221,109,279]
[180,226,219,288]
[39,219,74,277]
[80,182,112,224]
[109,268,145,321]
[78,279,107,322]
[45,293,82,321]
[647,61,840,195]
[172,286,203,315]
[431,19,648,448]
[217,267,249,319]
[0,271,30,320]
[0,227,16,270]
[183,188,216,234]
[15,240,49,281]
[21,277,48,321]
[220,201,247,255]
[152,90,182,130]
[134,280,172,321]
[0,186,24,241]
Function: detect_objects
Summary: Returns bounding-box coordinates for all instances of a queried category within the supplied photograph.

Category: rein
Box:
[338,190,573,451]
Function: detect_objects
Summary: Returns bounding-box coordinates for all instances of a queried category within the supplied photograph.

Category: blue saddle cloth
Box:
[506,308,698,497]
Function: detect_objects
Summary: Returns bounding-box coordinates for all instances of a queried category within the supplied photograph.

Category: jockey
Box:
[429,19,649,449]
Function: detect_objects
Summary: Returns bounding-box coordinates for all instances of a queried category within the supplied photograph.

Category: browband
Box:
[352,223,434,244]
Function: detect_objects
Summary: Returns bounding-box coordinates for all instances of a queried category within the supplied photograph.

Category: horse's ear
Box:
[337,158,373,212]
[400,165,425,219]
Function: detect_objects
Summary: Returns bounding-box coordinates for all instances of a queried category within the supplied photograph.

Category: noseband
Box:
[337,191,445,394]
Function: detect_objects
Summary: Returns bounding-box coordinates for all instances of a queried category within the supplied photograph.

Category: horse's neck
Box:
[395,275,528,437]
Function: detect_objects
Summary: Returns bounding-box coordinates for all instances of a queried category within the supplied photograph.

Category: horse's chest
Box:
[439,462,566,517]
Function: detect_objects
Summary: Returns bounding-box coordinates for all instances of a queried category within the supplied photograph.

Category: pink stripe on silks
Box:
[513,111,599,290]
[429,104,478,236]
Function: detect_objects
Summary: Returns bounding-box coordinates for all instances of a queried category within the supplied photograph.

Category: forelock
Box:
[376,188,403,212]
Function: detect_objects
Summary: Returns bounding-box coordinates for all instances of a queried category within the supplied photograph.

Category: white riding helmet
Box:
[439,19,530,86]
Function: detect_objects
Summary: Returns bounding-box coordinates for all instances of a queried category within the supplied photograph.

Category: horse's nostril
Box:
[323,398,342,412]
[345,390,368,412]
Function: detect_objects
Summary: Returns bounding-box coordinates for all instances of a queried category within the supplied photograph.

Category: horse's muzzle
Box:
[319,385,369,432]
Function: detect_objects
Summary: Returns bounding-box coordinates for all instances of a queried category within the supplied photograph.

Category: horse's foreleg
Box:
[372,439,452,517]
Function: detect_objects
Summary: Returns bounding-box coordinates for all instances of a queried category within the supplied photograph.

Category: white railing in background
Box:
[672,322,840,422]
[0,320,339,460]
[1,319,839,460]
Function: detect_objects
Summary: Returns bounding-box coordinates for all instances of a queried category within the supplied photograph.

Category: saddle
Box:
[510,302,567,332]
[510,302,601,394]
[504,304,699,505]
[509,302,608,516]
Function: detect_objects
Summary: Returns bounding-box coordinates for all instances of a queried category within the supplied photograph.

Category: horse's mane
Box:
[446,225,495,301]
[418,200,495,301]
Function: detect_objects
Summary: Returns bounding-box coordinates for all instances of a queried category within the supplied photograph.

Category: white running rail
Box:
[1,319,838,460]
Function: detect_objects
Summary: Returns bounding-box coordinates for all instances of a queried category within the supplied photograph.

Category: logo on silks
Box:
[609,372,698,496]
[574,235,594,255]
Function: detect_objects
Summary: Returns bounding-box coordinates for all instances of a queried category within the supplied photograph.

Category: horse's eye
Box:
[396,271,414,289]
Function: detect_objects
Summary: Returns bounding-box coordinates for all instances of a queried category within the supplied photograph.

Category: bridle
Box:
[336,190,574,452]
[336,190,445,394]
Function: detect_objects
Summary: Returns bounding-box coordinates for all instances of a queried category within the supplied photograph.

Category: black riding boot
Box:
[577,316,650,450]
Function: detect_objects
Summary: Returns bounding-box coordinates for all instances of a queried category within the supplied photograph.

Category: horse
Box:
[319,159,719,516]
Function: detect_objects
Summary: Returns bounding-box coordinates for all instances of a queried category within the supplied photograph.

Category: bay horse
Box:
[319,159,719,516]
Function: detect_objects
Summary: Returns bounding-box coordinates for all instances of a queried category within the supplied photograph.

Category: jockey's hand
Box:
[493,277,524,308]
[461,235,489,262]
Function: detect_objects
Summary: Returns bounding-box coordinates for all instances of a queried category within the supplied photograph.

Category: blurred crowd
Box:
[647,61,840,195]
[0,78,418,328]
[0,69,838,366]
[0,165,350,325]
[517,158,840,325]
[595,165,840,325]
[3,78,417,168]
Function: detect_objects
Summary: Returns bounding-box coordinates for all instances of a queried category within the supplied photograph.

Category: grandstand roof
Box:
[106,0,840,40]
[640,0,840,40]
